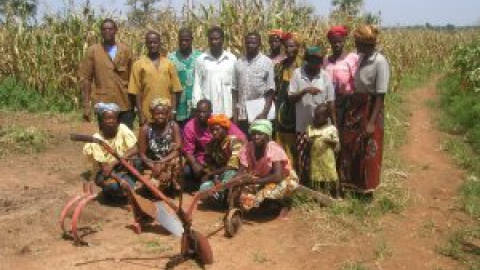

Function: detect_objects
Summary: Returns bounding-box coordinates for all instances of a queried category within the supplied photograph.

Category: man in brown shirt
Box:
[79,19,135,129]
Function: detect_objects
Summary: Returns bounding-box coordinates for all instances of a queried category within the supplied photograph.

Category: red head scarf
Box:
[327,25,349,40]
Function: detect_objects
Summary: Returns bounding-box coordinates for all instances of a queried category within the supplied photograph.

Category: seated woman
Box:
[306,104,340,197]
[83,103,138,201]
[138,98,182,192]
[199,114,245,202]
[236,120,299,218]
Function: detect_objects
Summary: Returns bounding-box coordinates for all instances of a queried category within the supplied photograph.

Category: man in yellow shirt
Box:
[128,31,182,125]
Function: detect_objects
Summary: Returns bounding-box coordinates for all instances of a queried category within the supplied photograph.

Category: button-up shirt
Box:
[233,53,275,120]
[354,52,390,94]
[78,42,134,111]
[288,67,334,133]
[193,50,237,118]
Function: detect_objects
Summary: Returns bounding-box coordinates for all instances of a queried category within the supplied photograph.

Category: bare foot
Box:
[277,207,290,221]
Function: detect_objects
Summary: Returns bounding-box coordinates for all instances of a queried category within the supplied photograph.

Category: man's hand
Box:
[304,87,322,95]
[255,111,268,120]
[83,108,91,122]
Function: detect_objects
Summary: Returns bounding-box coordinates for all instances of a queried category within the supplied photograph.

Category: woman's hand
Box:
[304,87,322,95]
[366,121,375,134]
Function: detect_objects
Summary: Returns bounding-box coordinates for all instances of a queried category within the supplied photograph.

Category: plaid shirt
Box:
[233,53,275,120]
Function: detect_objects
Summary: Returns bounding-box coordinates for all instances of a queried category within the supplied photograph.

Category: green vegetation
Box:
[0,124,50,156]
[436,37,480,270]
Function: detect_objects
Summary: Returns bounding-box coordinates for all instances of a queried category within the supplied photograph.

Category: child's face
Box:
[151,105,170,124]
[313,106,329,126]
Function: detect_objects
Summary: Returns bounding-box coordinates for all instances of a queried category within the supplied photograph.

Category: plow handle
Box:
[70,134,98,143]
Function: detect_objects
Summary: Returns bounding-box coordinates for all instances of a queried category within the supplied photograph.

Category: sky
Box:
[37,0,480,27]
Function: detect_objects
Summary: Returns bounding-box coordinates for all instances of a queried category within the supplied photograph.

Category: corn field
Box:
[0,0,478,109]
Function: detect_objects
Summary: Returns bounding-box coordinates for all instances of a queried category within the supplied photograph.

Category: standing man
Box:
[168,28,202,127]
[128,31,182,125]
[192,26,237,118]
[79,19,135,129]
[233,32,276,133]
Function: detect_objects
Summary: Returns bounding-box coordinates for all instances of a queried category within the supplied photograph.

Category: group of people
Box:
[79,18,390,215]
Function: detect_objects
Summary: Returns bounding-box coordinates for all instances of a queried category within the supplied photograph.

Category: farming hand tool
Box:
[66,134,214,266]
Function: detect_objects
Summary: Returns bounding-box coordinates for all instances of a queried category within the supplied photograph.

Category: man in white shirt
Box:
[192,26,237,118]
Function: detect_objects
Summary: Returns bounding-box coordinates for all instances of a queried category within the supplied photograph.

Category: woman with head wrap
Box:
[235,120,299,219]
[198,114,245,203]
[268,29,286,64]
[274,32,302,165]
[288,46,335,183]
[83,102,138,201]
[340,24,390,194]
[324,25,359,126]
[138,98,182,193]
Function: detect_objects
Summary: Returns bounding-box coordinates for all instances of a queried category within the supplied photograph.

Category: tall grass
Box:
[0,0,478,111]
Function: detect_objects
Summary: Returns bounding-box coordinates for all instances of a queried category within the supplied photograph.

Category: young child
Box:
[306,104,340,197]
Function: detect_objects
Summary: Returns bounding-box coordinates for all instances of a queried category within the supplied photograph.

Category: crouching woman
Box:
[83,103,138,201]
[199,114,245,201]
[236,120,299,218]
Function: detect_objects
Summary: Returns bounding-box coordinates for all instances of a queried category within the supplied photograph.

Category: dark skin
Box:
[312,105,338,145]
[232,35,274,121]
[283,39,299,64]
[138,105,181,177]
[82,21,117,122]
[178,31,193,59]
[288,55,337,125]
[327,35,346,62]
[184,102,212,178]
[236,131,283,185]
[201,124,234,183]
[355,40,384,135]
[98,111,137,176]
[133,33,177,125]
[208,31,224,59]
[268,35,283,59]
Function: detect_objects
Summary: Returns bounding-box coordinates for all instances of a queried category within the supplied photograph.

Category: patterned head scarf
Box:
[268,29,284,38]
[149,97,171,111]
[354,24,379,44]
[327,25,349,39]
[207,114,231,129]
[249,119,273,137]
[94,102,120,115]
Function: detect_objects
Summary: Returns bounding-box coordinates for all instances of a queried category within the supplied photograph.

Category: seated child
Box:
[138,98,182,192]
[306,104,340,197]
[83,103,138,201]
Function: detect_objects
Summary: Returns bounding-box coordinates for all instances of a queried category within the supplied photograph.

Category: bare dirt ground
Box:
[0,77,472,270]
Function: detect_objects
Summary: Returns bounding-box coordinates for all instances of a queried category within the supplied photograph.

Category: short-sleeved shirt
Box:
[182,118,246,165]
[233,53,276,120]
[83,123,137,173]
[288,67,335,133]
[193,51,237,118]
[238,141,292,178]
[78,43,134,111]
[354,52,390,94]
[168,50,202,121]
[128,56,182,121]
[324,53,359,95]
